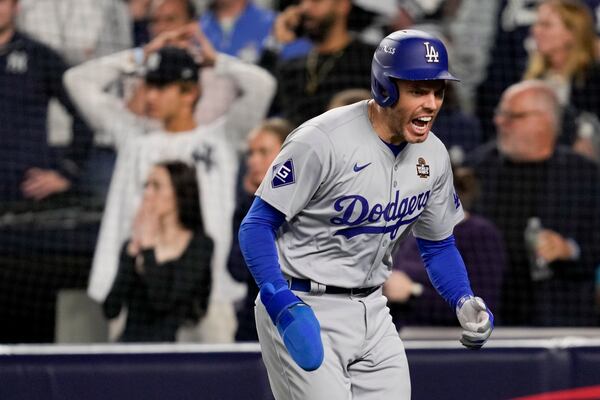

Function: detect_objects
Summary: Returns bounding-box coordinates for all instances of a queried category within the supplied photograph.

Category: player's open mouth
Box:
[410,116,432,134]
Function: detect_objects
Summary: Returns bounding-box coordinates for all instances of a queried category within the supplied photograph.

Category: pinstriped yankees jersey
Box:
[256,100,464,289]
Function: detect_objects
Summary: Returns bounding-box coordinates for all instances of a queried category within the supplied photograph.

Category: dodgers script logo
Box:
[330,190,430,239]
[424,42,439,63]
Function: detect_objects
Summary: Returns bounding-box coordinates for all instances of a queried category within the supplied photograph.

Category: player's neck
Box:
[368,100,405,145]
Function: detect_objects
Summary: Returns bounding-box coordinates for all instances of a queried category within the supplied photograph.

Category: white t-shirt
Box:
[64,49,276,304]
[91,120,238,304]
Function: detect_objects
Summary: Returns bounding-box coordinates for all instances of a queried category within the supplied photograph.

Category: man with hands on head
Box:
[239,30,492,400]
[65,23,276,342]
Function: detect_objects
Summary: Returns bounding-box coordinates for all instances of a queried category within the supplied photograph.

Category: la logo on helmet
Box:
[423,42,439,63]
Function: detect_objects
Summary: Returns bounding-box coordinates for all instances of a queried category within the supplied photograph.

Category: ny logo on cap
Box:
[423,42,439,63]
[147,53,161,71]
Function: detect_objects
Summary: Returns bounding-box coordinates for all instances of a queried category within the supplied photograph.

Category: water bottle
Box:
[524,217,553,281]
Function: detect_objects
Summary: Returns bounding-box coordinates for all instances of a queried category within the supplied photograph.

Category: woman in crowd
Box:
[103,161,213,342]
[525,0,600,158]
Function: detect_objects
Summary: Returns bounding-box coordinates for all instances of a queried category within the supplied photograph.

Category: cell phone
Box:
[293,14,307,38]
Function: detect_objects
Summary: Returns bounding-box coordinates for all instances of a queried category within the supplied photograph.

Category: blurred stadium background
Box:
[1,0,600,399]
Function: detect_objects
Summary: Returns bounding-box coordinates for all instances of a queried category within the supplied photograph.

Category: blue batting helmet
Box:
[371,29,459,107]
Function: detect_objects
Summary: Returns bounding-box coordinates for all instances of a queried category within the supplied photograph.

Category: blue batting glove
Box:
[260,283,324,371]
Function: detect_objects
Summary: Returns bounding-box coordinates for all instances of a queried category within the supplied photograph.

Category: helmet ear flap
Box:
[371,74,398,108]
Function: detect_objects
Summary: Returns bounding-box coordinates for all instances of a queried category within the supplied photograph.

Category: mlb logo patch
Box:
[271,159,295,188]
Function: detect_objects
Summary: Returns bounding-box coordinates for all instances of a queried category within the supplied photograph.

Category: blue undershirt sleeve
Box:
[416,235,474,309]
[238,196,288,291]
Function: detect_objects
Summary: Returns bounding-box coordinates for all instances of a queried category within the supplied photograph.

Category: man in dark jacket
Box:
[467,80,600,326]
[0,0,92,205]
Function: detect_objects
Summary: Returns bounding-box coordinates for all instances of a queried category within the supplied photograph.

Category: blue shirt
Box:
[201,3,275,63]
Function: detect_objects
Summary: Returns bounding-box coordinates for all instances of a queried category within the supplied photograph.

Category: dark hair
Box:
[167,0,197,20]
[157,161,204,232]
[452,166,480,212]
[183,0,197,20]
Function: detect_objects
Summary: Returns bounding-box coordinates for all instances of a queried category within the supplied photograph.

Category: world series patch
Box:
[272,159,295,188]
[416,157,430,178]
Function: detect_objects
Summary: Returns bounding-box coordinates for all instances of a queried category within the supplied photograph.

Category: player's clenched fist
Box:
[455,295,494,350]
[260,283,324,371]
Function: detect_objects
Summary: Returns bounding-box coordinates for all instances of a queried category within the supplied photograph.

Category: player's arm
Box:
[238,196,324,371]
[416,235,493,349]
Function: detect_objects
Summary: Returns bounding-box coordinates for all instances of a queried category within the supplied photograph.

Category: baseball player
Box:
[239,30,493,399]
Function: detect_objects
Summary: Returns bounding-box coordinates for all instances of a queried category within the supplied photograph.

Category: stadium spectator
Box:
[200,0,276,63]
[326,87,371,109]
[0,0,92,205]
[524,0,600,160]
[0,0,95,343]
[104,161,213,342]
[65,25,276,342]
[129,0,152,46]
[385,166,506,329]
[149,0,197,39]
[466,80,600,326]
[431,84,484,164]
[264,0,375,125]
[475,0,600,140]
[227,118,293,341]
[17,0,133,199]
[139,0,237,125]
[17,0,132,66]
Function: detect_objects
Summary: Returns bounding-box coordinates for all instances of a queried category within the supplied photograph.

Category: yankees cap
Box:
[144,46,199,86]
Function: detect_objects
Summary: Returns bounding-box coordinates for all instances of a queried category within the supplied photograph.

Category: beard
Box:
[303,13,336,44]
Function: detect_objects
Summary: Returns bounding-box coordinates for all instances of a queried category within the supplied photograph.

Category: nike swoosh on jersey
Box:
[353,162,372,172]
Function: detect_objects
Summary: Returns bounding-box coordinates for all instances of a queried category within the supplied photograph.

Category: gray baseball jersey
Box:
[256,100,464,289]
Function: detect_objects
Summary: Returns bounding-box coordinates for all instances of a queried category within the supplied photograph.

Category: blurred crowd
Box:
[0,0,600,344]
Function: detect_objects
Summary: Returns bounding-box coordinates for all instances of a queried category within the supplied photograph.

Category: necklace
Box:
[305,48,345,95]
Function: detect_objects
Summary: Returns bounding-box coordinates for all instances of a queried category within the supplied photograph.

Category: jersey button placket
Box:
[366,163,394,284]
